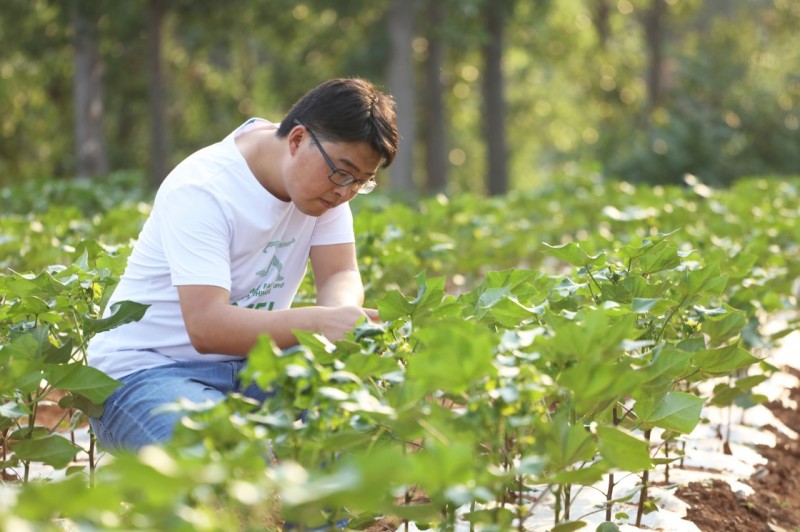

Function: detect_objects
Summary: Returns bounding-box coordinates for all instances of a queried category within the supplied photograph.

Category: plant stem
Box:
[469,501,475,532]
[635,429,652,527]
[655,296,686,344]
[554,484,562,525]
[605,473,615,521]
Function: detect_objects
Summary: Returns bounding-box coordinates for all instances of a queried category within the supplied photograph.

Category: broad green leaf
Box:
[0,271,65,298]
[241,336,284,388]
[406,320,497,394]
[549,310,638,364]
[696,305,747,345]
[479,294,543,327]
[43,364,122,404]
[542,241,606,268]
[12,434,81,469]
[638,346,693,397]
[692,343,760,375]
[680,264,727,297]
[635,240,681,274]
[596,426,651,471]
[632,298,660,313]
[341,352,400,380]
[638,391,705,434]
[547,414,596,470]
[597,522,622,532]
[558,361,644,411]
[377,290,415,320]
[9,296,50,316]
[547,460,610,485]
[0,401,27,420]
[83,300,149,336]
[43,338,73,365]
[617,231,680,260]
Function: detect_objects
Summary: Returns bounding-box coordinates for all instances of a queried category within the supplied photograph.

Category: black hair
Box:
[276,78,398,167]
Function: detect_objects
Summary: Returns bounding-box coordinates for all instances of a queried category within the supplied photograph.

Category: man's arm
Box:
[176,243,373,356]
[310,243,364,307]
[310,243,379,320]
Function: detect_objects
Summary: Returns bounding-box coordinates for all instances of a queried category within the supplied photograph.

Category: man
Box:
[88,78,399,452]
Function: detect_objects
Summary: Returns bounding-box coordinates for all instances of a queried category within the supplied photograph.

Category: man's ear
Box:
[288,125,304,156]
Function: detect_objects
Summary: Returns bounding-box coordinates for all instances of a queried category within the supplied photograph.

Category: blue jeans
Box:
[89,360,274,453]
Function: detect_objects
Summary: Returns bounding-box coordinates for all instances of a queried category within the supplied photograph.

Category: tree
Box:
[591,0,612,49]
[641,0,667,112]
[71,0,108,178]
[482,0,511,196]
[147,0,168,187]
[386,0,418,191]
[421,0,448,193]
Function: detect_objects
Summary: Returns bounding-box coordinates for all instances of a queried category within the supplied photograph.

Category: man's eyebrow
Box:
[335,156,376,178]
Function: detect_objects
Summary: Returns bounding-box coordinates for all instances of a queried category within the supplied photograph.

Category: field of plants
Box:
[1,171,799,530]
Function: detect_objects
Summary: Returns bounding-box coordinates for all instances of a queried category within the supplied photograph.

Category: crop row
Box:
[1,172,799,530]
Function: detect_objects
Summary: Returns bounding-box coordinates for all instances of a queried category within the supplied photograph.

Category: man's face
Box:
[286,125,382,216]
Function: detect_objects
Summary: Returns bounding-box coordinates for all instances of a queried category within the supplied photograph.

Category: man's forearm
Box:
[315,269,365,307]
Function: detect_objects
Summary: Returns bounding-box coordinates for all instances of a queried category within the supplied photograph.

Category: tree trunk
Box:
[386,0,418,192]
[642,0,666,111]
[147,0,168,188]
[71,0,108,178]
[482,0,509,196]
[591,0,612,49]
[423,0,447,193]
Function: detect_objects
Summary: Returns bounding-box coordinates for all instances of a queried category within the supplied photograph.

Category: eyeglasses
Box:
[293,119,377,195]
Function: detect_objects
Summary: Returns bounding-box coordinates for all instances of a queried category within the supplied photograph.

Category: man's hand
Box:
[317,305,377,342]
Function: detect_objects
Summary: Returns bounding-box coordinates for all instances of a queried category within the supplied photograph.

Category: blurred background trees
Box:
[1,0,798,193]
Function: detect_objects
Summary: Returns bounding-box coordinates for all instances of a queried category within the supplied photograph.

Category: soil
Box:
[676,366,800,532]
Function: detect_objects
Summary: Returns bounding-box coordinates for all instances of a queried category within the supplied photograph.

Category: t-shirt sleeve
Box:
[310,203,355,246]
[159,184,233,290]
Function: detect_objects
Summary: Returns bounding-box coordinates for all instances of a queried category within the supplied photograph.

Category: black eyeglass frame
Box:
[293,119,377,195]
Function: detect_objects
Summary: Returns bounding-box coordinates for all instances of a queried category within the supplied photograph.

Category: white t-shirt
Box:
[88,119,355,379]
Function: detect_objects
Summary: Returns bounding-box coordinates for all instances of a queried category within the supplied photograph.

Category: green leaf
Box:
[0,401,27,420]
[377,290,415,320]
[597,521,622,532]
[632,298,660,313]
[549,310,638,364]
[552,520,588,532]
[43,364,122,404]
[596,426,651,471]
[547,413,596,470]
[542,241,606,268]
[0,271,65,299]
[241,336,283,388]
[406,320,497,394]
[635,240,681,274]
[12,434,81,469]
[43,338,74,365]
[692,343,760,375]
[697,305,747,346]
[463,508,516,527]
[638,391,705,434]
[82,300,149,336]
[681,264,727,297]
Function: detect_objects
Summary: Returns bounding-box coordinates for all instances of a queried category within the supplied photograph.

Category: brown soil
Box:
[676,366,800,532]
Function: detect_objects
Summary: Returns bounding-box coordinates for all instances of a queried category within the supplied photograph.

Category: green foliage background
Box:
[1,0,799,190]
